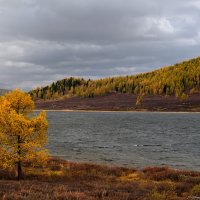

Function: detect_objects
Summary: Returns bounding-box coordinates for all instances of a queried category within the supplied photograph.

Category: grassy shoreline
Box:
[34,109,200,113]
[0,157,200,200]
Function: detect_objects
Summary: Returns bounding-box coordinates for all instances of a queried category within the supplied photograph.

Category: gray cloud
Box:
[0,0,200,90]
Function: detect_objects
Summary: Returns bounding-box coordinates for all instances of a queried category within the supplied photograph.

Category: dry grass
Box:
[0,157,200,200]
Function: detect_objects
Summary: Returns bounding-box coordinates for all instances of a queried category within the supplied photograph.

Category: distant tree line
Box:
[0,89,10,96]
[29,57,200,102]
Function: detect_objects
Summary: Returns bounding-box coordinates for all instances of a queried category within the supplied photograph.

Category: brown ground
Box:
[35,93,200,112]
[0,157,200,200]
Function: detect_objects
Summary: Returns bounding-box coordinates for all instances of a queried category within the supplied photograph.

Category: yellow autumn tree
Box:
[0,89,48,180]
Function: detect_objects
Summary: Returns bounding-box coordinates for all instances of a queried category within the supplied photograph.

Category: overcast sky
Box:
[1,0,200,90]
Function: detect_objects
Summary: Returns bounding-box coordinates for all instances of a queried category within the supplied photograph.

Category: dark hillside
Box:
[35,92,200,112]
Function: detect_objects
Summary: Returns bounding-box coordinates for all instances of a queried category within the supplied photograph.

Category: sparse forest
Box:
[30,57,200,102]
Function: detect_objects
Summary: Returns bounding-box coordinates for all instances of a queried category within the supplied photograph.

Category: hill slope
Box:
[31,57,200,111]
[35,92,200,111]
[0,89,10,96]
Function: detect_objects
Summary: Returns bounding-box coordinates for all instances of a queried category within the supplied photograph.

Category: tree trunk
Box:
[17,135,22,180]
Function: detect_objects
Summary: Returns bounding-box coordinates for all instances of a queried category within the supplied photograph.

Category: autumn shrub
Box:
[191,184,200,196]
[150,190,166,200]
[0,158,200,200]
[175,182,192,196]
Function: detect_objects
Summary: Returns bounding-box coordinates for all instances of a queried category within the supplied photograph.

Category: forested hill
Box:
[30,57,200,102]
[0,89,10,96]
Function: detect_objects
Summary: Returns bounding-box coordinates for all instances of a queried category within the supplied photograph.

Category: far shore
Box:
[34,109,200,113]
[34,92,200,113]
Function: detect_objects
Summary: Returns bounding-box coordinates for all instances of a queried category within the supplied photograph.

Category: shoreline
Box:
[50,156,200,172]
[34,109,200,113]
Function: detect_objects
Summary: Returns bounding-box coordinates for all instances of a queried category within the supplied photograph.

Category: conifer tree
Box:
[0,89,48,180]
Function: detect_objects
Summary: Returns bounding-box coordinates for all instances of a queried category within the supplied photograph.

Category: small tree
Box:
[136,95,143,107]
[179,93,188,102]
[0,89,48,180]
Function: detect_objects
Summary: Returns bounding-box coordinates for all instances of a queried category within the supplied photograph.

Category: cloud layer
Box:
[1,0,200,90]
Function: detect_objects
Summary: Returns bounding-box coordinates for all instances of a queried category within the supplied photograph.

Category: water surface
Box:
[46,111,200,170]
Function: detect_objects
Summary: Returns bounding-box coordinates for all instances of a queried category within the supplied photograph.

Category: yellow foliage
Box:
[136,95,143,107]
[179,93,188,102]
[119,172,142,181]
[4,88,34,115]
[0,89,48,176]
[150,190,166,200]
[191,184,200,196]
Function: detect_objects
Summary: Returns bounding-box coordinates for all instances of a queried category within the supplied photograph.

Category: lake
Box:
[46,111,200,170]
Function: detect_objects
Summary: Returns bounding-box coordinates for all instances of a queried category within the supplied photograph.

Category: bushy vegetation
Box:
[0,157,200,200]
[30,57,200,101]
